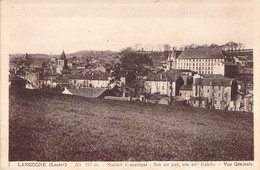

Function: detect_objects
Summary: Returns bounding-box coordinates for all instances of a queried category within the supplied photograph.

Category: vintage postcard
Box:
[1,0,259,169]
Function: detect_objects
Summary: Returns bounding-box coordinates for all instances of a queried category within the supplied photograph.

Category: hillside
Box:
[9,89,253,161]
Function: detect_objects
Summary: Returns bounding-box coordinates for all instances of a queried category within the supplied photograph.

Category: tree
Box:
[119,52,153,96]
[209,43,220,48]
[164,44,172,57]
[121,47,134,53]
[109,63,122,88]
[164,44,171,52]
[185,43,198,49]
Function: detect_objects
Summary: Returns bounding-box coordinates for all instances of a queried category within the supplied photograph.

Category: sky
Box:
[3,0,257,54]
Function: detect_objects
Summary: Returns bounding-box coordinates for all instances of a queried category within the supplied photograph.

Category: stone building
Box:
[166,48,234,74]
[189,78,238,110]
[144,70,184,96]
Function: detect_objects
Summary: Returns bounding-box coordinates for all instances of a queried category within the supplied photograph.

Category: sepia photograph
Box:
[1,0,258,167]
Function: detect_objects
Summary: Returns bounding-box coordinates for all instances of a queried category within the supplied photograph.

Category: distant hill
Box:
[9,50,170,68]
[9,50,118,59]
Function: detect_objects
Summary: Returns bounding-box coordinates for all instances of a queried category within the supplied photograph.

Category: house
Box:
[189,77,238,110]
[213,61,238,78]
[69,71,125,89]
[76,64,88,69]
[84,64,107,73]
[9,75,29,89]
[234,56,248,66]
[69,72,110,89]
[62,87,109,98]
[144,70,184,96]
[38,72,60,89]
[179,85,193,101]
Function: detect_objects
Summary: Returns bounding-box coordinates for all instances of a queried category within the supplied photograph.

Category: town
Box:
[9,42,253,112]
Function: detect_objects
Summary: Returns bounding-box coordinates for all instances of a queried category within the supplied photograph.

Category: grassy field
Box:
[9,89,253,161]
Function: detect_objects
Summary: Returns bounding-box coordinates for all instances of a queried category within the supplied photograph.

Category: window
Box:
[218,93,221,97]
[214,100,217,104]
[207,89,209,93]
[162,86,164,90]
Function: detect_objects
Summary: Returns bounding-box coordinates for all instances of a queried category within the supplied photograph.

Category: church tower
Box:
[56,50,68,74]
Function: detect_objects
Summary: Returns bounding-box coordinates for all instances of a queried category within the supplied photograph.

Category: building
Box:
[168,48,229,74]
[234,56,248,66]
[190,78,238,110]
[144,71,184,96]
[9,75,30,89]
[166,50,183,70]
[213,61,238,78]
[38,73,60,89]
[179,85,193,101]
[56,50,69,74]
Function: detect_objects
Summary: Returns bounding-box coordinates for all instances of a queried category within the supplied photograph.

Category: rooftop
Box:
[60,50,67,60]
[145,70,181,81]
[64,87,108,98]
[194,78,235,87]
[69,71,110,80]
[180,85,192,90]
[178,48,225,59]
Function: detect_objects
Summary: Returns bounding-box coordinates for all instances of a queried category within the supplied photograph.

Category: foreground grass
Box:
[9,89,253,161]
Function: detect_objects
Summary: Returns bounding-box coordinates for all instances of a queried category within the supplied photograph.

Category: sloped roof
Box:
[178,48,225,59]
[69,74,85,79]
[60,50,67,59]
[194,78,234,86]
[67,88,108,98]
[9,75,29,82]
[234,56,247,61]
[200,74,225,79]
[220,61,238,66]
[146,70,180,81]
[85,72,110,80]
[180,85,192,90]
[69,72,110,80]
[56,77,69,84]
